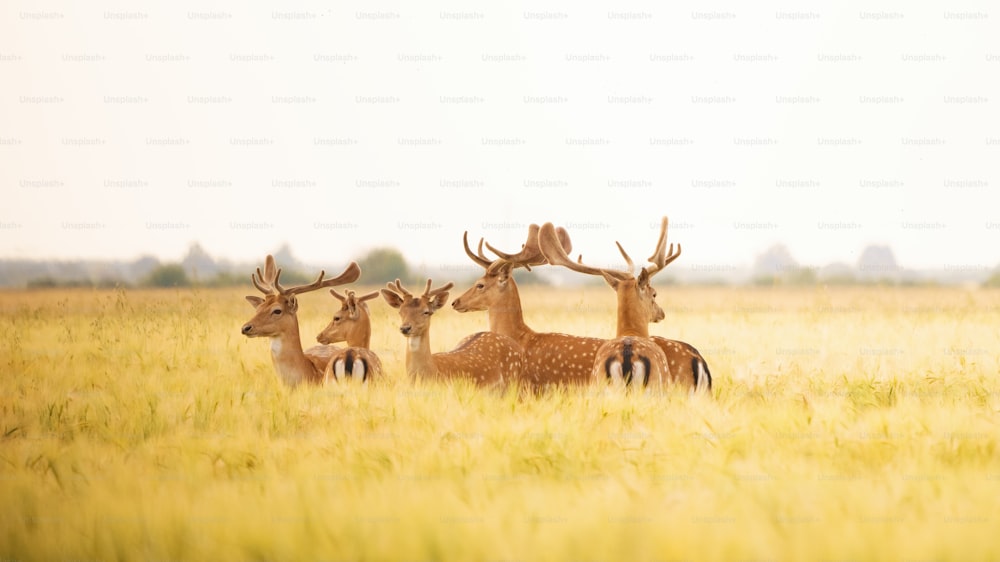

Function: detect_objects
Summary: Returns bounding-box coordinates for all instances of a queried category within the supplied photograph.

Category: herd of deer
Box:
[240,217,713,396]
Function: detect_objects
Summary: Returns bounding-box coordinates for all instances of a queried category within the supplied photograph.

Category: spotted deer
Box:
[453,224,711,394]
[241,255,362,387]
[380,279,524,389]
[538,218,711,394]
[316,289,384,384]
[451,225,608,391]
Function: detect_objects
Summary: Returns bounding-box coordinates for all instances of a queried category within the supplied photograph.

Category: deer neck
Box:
[404,332,437,378]
[488,281,533,340]
[615,290,649,338]
[346,319,372,349]
[269,320,317,386]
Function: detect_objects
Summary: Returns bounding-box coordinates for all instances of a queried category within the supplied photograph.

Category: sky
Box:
[2,0,998,275]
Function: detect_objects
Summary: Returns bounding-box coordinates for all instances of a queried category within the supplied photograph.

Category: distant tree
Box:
[130,255,161,281]
[751,244,799,285]
[818,262,857,285]
[984,271,1000,288]
[357,247,411,285]
[182,242,218,280]
[205,270,245,287]
[785,267,818,286]
[857,245,899,280]
[272,244,303,271]
[752,244,798,277]
[26,277,59,289]
[142,264,190,287]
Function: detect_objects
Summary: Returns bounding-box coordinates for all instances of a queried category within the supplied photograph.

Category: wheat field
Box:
[1,285,998,562]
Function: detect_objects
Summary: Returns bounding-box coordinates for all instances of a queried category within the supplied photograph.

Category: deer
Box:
[451,225,608,392]
[537,217,712,394]
[452,224,711,394]
[241,254,361,388]
[380,278,524,390]
[315,288,384,384]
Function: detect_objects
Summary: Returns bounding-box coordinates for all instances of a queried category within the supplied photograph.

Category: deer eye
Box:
[333,316,342,322]
[476,284,485,290]
[272,309,282,315]
[422,310,432,316]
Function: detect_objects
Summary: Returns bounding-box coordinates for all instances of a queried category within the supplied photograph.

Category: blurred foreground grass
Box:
[1,286,998,561]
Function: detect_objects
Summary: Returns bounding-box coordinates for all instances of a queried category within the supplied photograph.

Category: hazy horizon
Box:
[3,1,998,272]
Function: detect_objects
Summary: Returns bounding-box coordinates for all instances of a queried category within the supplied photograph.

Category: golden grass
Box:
[1,285,998,561]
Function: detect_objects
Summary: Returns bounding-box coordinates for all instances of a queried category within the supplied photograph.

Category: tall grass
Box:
[1,286,998,561]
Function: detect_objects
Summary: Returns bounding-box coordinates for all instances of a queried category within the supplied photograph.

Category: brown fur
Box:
[537,219,711,395]
[317,289,384,383]
[382,279,524,389]
[240,255,361,388]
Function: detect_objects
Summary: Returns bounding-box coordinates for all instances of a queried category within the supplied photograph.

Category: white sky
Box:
[2,0,999,272]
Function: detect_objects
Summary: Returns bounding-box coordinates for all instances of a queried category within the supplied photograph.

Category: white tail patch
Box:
[334,359,347,382]
[632,360,646,390]
[608,361,625,388]
[695,360,710,394]
[352,358,366,383]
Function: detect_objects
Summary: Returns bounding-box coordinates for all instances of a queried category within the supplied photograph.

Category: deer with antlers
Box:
[537,218,712,394]
[381,279,524,389]
[453,224,711,394]
[315,289,384,384]
[241,254,361,387]
[451,225,608,391]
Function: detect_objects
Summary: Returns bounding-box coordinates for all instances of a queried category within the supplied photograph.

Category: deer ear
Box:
[381,289,404,309]
[430,292,450,311]
[246,296,264,307]
[347,299,359,318]
[286,296,298,314]
[601,271,620,290]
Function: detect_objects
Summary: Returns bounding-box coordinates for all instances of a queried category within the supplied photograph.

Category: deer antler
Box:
[462,232,494,269]
[387,279,412,298]
[354,290,380,303]
[250,255,282,295]
[330,288,380,318]
[614,242,635,275]
[251,255,361,296]
[537,223,632,281]
[467,224,574,273]
[642,216,681,278]
[427,280,454,297]
[483,224,547,268]
[251,268,275,295]
[387,279,454,300]
[280,262,362,296]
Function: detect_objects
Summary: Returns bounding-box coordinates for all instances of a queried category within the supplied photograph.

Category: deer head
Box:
[316,288,380,346]
[241,254,361,338]
[537,217,680,328]
[380,279,454,338]
[452,224,572,312]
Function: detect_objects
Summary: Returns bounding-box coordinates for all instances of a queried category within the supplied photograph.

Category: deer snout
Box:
[241,323,253,335]
[316,332,331,344]
[400,324,412,336]
[451,298,464,311]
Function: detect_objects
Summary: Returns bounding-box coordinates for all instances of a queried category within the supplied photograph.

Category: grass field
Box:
[1,285,998,562]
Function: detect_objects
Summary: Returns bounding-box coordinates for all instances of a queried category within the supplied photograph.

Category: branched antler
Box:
[463,224,573,273]
[537,217,680,281]
[385,278,454,300]
[250,254,361,296]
